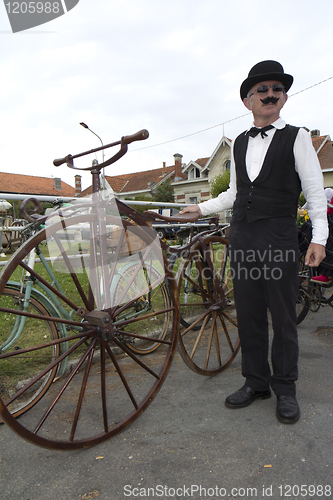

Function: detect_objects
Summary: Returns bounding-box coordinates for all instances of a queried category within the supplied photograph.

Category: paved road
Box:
[1,307,333,500]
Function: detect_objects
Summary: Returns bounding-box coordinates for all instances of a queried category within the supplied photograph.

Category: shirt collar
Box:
[246,117,286,133]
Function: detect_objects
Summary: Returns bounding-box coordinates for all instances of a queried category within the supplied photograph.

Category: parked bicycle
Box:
[296,209,333,324]
[0,130,238,450]
[296,252,333,324]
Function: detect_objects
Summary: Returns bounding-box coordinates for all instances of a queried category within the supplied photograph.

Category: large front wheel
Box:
[0,212,179,449]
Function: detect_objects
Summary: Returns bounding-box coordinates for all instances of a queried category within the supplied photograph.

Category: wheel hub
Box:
[76,308,114,339]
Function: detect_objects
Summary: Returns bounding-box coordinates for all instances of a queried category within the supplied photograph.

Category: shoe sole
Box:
[276,410,300,424]
[225,392,271,409]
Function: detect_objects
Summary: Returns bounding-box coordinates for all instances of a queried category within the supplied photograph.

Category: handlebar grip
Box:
[53,155,73,167]
[122,129,149,145]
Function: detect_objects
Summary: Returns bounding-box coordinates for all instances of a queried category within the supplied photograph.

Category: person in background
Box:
[180,60,328,423]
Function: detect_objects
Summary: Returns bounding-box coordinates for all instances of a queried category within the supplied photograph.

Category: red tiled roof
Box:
[0,172,75,197]
[195,157,210,168]
[314,137,333,171]
[109,166,176,193]
[310,135,333,171]
[312,135,327,152]
[81,165,180,197]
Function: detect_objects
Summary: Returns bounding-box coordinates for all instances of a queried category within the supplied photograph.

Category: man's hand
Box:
[305,243,326,267]
[179,204,202,215]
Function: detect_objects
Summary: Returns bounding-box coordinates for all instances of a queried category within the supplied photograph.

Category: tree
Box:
[153,178,174,203]
[124,178,175,214]
[124,194,153,214]
[210,170,230,198]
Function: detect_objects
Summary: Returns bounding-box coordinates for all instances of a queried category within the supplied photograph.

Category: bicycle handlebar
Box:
[53,129,149,171]
[122,129,149,145]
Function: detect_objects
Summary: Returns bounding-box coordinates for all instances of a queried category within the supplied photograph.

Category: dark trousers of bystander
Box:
[229,216,299,396]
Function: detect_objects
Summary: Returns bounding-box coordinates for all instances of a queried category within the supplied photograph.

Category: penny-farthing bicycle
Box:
[0,130,239,450]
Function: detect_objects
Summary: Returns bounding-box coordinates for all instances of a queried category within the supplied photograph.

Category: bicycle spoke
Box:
[189,314,210,358]
[4,335,90,407]
[70,338,98,442]
[104,342,139,410]
[100,341,108,432]
[33,337,96,434]
[52,233,92,311]
[111,336,161,380]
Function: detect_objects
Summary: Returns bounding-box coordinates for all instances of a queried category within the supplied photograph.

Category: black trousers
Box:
[229,216,299,396]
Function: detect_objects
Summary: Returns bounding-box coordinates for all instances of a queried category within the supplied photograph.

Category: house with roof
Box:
[172,136,232,207]
[80,154,187,199]
[79,137,232,221]
[310,130,333,187]
[81,137,232,209]
[0,172,76,252]
[0,172,76,198]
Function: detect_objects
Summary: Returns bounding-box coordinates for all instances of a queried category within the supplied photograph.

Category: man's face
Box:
[243,80,288,125]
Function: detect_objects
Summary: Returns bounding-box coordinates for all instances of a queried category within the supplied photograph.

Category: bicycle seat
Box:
[143,211,200,224]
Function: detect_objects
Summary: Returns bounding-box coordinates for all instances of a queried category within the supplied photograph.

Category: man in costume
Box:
[180,60,327,423]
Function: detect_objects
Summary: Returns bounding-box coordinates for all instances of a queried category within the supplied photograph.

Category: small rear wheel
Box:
[176,235,240,375]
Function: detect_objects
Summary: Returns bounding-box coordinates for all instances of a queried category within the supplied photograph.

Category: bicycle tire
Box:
[0,285,60,421]
[0,211,178,450]
[176,235,240,375]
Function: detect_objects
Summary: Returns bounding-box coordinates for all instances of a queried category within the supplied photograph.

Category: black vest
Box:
[232,125,301,222]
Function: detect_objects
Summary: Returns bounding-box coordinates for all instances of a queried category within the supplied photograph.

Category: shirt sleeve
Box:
[198,141,237,216]
[294,128,328,246]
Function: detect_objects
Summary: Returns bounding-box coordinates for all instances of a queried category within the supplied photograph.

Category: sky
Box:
[1,0,333,193]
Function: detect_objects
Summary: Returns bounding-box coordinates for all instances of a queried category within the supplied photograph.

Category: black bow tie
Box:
[247,125,274,138]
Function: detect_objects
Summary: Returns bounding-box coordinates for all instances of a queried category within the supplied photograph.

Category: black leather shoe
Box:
[276,395,300,423]
[225,385,271,408]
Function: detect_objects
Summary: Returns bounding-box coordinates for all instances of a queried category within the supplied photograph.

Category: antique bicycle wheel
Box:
[176,235,240,375]
[0,285,60,422]
[0,212,178,449]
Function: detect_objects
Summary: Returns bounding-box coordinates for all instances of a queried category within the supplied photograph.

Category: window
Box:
[225,160,231,171]
[189,167,200,179]
[54,178,62,190]
[189,196,198,204]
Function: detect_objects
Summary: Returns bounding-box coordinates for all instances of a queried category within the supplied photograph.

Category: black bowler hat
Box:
[240,60,293,101]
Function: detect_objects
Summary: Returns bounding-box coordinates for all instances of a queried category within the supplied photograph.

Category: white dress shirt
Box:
[199,117,328,246]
